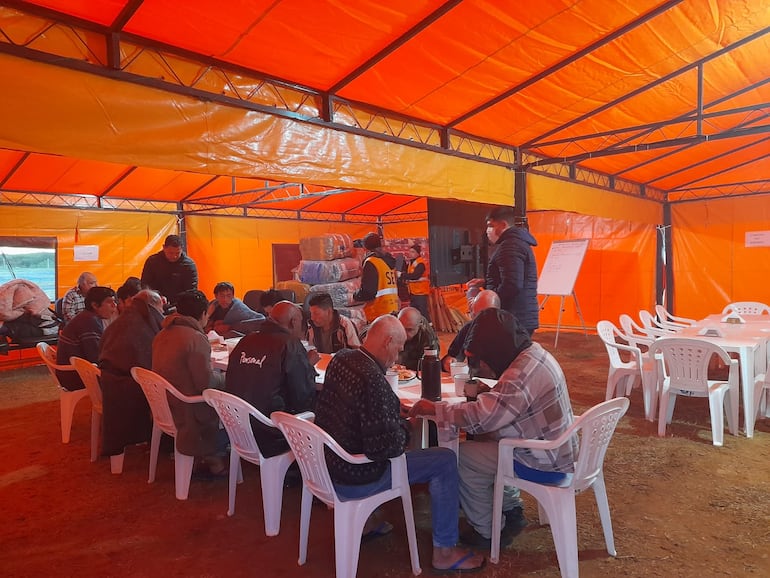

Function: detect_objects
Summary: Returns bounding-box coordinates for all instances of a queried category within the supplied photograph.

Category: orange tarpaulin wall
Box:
[528,174,661,328]
[672,194,770,319]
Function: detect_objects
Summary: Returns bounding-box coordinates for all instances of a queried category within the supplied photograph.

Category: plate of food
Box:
[392,365,417,383]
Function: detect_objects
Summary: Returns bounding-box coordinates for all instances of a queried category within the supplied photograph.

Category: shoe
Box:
[431,552,487,575]
[362,521,393,542]
[503,507,528,537]
[459,528,513,550]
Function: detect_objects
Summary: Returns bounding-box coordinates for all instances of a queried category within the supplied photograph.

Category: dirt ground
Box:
[2,330,770,577]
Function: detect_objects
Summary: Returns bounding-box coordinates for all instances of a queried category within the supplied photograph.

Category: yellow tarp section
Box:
[0,54,514,207]
[0,206,176,295]
[529,210,657,328]
[672,196,770,319]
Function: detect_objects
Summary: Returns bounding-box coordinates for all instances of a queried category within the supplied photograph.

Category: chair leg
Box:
[591,476,617,556]
[657,390,671,437]
[148,425,162,484]
[174,448,195,500]
[641,371,658,422]
[726,385,739,437]
[260,453,294,536]
[110,452,125,474]
[227,449,240,517]
[60,389,88,443]
[90,409,101,462]
[490,472,506,564]
[335,503,368,578]
[708,390,725,447]
[399,487,421,576]
[539,493,578,578]
[299,486,314,566]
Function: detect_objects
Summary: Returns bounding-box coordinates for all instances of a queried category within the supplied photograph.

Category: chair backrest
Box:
[639,309,664,330]
[202,389,275,463]
[130,367,191,437]
[571,397,630,493]
[722,301,770,316]
[273,411,367,507]
[243,290,265,313]
[69,356,103,412]
[36,342,74,388]
[618,314,653,350]
[649,338,730,393]
[275,289,296,303]
[596,320,625,366]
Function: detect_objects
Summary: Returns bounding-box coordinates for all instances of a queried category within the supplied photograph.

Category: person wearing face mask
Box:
[409,308,576,551]
[467,205,539,335]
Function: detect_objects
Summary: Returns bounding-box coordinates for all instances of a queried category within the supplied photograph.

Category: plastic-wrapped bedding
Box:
[299,234,353,261]
[297,257,361,285]
[308,278,361,308]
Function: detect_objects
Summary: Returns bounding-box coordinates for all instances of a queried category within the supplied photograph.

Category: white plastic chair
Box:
[130,367,204,500]
[596,321,656,421]
[722,301,770,316]
[272,411,421,578]
[69,356,126,473]
[654,304,696,330]
[639,310,678,336]
[36,342,90,444]
[490,397,630,578]
[650,338,739,446]
[617,314,655,351]
[202,389,309,536]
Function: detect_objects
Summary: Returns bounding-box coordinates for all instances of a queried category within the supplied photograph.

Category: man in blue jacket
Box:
[469,206,539,335]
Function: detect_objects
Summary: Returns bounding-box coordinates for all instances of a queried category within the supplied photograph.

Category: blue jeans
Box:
[334,447,459,548]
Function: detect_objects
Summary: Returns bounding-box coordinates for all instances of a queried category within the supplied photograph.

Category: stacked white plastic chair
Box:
[490,397,630,578]
[654,304,696,330]
[202,389,308,536]
[596,321,657,421]
[36,342,90,444]
[272,411,421,578]
[650,338,739,446]
[130,367,204,500]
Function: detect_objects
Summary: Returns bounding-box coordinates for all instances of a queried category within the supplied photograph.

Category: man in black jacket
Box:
[225,301,317,457]
[140,234,198,306]
[468,206,539,335]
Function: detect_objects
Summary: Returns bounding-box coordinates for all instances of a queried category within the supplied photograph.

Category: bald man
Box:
[314,315,485,573]
[397,306,439,370]
[225,301,316,458]
[441,290,501,373]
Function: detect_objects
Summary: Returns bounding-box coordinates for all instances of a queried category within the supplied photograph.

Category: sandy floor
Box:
[1,330,769,577]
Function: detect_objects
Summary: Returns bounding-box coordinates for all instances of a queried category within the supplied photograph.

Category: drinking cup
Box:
[453,374,467,397]
[385,370,399,393]
[450,361,469,376]
[464,378,479,401]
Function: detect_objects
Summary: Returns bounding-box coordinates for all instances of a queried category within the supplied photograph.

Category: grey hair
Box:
[133,289,163,311]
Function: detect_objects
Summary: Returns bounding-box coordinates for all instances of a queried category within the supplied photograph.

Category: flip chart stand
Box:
[539,292,587,348]
[537,239,590,348]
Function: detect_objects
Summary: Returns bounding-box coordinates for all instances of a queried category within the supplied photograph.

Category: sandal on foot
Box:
[362,521,393,542]
[431,553,487,575]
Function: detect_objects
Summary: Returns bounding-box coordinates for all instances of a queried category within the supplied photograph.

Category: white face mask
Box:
[486,226,499,245]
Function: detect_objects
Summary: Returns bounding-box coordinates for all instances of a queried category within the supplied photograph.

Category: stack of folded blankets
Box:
[298,234,366,332]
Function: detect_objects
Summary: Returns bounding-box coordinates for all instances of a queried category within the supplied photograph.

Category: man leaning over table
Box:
[314,314,485,573]
[409,308,577,551]
[225,301,317,460]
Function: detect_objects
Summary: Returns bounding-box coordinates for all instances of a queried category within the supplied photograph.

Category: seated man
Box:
[260,289,282,317]
[56,286,117,390]
[61,272,98,323]
[306,292,360,353]
[314,314,484,573]
[116,277,142,315]
[441,289,500,372]
[397,306,439,370]
[99,289,164,459]
[152,289,227,475]
[410,308,577,550]
[205,281,264,336]
[225,301,317,458]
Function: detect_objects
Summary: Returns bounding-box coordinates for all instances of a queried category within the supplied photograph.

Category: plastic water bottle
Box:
[418,348,441,401]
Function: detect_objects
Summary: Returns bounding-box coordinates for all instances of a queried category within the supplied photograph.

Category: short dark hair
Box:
[363,232,382,250]
[213,281,234,295]
[485,205,517,226]
[260,289,282,308]
[85,286,116,310]
[116,282,140,301]
[308,292,334,310]
[164,234,182,247]
[123,276,142,291]
[175,289,209,319]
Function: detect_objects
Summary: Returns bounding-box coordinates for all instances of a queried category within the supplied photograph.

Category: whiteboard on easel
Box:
[537,239,589,296]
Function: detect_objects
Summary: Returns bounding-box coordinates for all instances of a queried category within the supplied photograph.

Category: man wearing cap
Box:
[397,306,439,371]
[400,243,431,321]
[353,232,399,323]
[140,234,198,306]
[409,308,576,550]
